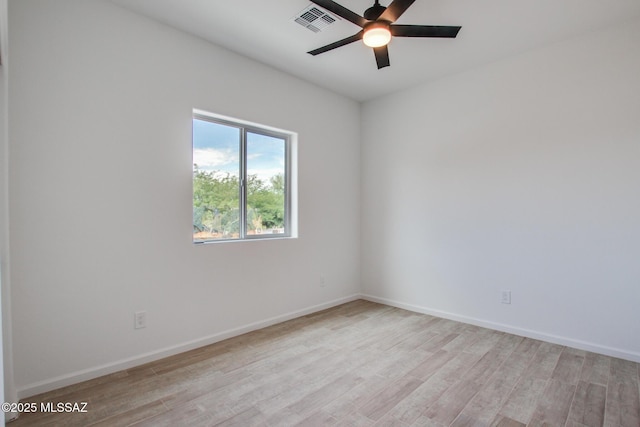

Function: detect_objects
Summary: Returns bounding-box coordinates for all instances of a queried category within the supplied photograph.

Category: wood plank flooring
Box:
[9,300,640,426]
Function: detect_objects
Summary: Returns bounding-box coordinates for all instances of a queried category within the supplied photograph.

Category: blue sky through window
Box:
[193,118,285,185]
[193,118,239,176]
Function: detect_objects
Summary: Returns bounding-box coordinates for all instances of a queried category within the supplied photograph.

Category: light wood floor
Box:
[9,300,640,426]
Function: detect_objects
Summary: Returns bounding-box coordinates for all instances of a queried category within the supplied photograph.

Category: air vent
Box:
[294,5,339,33]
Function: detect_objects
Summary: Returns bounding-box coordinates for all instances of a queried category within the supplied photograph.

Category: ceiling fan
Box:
[307,0,461,69]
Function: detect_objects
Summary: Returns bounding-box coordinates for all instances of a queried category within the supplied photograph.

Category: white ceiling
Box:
[110,0,640,101]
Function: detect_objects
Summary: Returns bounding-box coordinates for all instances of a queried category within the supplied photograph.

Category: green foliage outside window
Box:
[193,165,285,239]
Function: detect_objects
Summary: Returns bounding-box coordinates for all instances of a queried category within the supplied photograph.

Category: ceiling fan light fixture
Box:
[363,21,391,48]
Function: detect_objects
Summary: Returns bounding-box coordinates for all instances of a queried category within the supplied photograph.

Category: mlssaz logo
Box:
[40,402,88,413]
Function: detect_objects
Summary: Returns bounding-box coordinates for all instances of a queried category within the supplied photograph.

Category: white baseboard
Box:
[361,294,640,363]
[18,292,640,399]
[17,294,361,399]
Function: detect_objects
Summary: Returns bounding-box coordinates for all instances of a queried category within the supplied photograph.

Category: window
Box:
[192,111,295,242]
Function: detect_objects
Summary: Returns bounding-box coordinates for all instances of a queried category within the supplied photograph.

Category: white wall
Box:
[9,0,361,396]
[0,66,6,422]
[361,18,640,361]
[0,0,9,419]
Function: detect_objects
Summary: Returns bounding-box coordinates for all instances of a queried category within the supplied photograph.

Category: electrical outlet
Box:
[501,290,511,305]
[134,311,147,329]
[319,275,326,287]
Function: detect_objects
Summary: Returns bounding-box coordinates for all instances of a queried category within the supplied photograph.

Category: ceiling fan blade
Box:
[309,0,367,27]
[373,46,390,69]
[308,31,364,56]
[378,0,416,23]
[391,25,461,38]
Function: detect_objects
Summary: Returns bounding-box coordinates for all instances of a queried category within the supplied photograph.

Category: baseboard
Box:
[361,294,640,363]
[18,291,640,399]
[17,294,361,399]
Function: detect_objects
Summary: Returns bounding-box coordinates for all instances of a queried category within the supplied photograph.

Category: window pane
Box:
[246,132,286,236]
[193,119,240,241]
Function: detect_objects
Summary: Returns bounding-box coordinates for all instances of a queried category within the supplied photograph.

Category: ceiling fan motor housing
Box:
[363,2,386,20]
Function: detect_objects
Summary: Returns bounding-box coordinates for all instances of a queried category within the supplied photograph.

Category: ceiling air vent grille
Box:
[294,5,338,33]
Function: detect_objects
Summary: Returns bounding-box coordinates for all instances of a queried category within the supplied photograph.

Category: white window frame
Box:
[192,110,297,243]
